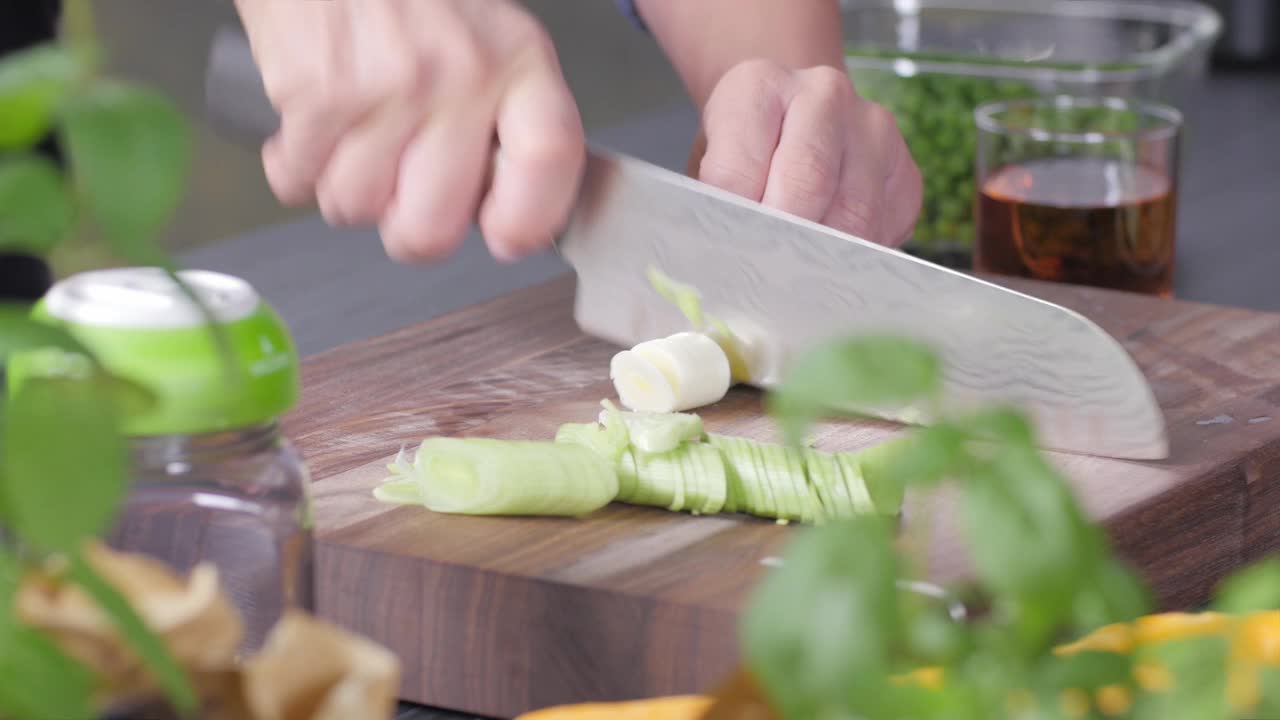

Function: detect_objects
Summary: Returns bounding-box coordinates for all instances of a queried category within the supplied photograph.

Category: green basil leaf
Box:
[0,304,92,360]
[0,44,80,150]
[0,154,75,254]
[2,375,127,552]
[959,446,1099,651]
[766,336,941,447]
[742,516,901,718]
[1034,650,1132,696]
[864,423,966,492]
[1073,556,1153,633]
[0,625,97,720]
[0,545,16,620]
[1130,636,1232,720]
[68,551,197,714]
[59,80,190,265]
[963,406,1036,447]
[0,545,96,720]
[1253,666,1280,720]
[1213,557,1280,614]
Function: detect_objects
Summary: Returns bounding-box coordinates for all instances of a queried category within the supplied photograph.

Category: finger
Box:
[881,130,924,248]
[314,105,423,226]
[822,102,899,243]
[697,60,791,202]
[479,57,585,262]
[258,9,364,206]
[379,106,496,263]
[759,68,849,221]
[314,8,426,227]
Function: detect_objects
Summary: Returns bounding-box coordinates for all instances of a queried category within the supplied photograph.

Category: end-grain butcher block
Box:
[286,274,1280,718]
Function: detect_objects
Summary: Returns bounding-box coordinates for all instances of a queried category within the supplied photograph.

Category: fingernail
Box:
[491,243,522,264]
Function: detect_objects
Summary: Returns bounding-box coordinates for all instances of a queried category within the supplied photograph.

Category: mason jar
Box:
[9,267,315,653]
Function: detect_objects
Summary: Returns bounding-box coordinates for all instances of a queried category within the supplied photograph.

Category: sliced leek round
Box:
[611,332,730,413]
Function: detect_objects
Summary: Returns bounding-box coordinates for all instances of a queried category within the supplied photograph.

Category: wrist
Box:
[637,0,846,108]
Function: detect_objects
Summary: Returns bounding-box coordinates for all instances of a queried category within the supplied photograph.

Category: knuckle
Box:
[439,34,493,90]
[321,182,384,225]
[481,213,551,256]
[518,124,585,168]
[723,58,789,94]
[827,194,878,238]
[699,153,768,201]
[515,21,559,64]
[779,149,839,208]
[803,65,854,102]
[382,225,464,264]
[866,101,900,135]
[369,55,424,101]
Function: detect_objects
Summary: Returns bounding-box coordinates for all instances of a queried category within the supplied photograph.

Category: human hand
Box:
[233,0,586,263]
[690,60,922,247]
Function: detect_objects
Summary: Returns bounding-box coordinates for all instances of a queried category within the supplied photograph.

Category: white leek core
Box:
[610,332,731,413]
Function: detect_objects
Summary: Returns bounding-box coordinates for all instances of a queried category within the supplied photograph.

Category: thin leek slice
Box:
[763,443,810,522]
[616,443,724,514]
[628,332,731,412]
[693,444,728,515]
[555,418,629,464]
[627,450,678,510]
[744,438,778,518]
[835,454,876,515]
[646,266,757,384]
[617,449,642,503]
[376,437,619,517]
[803,445,855,517]
[718,442,745,514]
[755,443,790,520]
[371,478,422,505]
[598,407,705,454]
[857,437,912,516]
[802,448,841,518]
[610,349,678,413]
[709,435,768,517]
[647,265,705,329]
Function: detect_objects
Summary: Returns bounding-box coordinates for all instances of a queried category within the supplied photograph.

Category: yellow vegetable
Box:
[519,612,1280,720]
[515,695,714,720]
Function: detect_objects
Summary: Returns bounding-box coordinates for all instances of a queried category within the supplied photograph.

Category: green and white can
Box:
[8,267,315,653]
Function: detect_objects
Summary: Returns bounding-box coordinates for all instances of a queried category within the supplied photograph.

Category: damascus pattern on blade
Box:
[557,149,1167,461]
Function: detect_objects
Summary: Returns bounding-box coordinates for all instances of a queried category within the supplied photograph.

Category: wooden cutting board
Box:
[287,274,1280,719]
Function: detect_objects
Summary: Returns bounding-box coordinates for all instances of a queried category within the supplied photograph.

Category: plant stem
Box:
[60,0,101,77]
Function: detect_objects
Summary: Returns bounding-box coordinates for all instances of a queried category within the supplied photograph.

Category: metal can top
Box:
[9,267,300,437]
[43,267,261,329]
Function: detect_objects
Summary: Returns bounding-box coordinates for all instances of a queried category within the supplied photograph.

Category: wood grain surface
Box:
[286,274,1280,719]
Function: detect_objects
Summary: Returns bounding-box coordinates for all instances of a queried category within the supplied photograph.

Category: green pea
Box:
[913,222,934,244]
[939,197,968,223]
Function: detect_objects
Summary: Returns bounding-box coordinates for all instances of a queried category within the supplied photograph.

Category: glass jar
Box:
[113,423,314,652]
[8,267,315,654]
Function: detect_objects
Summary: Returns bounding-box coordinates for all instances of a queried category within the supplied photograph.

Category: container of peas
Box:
[840,0,1221,268]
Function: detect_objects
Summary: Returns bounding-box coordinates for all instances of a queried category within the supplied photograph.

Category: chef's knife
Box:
[205,27,1167,461]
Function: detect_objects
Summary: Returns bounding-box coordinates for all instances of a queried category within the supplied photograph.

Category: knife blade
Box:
[203,25,1167,460]
[556,149,1167,461]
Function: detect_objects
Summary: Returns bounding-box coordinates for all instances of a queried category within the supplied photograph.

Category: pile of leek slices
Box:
[372,268,904,524]
[373,400,906,524]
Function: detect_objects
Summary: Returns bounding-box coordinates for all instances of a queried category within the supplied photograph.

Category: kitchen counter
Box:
[178,68,1280,720]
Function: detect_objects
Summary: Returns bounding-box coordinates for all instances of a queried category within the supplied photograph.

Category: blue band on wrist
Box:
[614,0,649,32]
